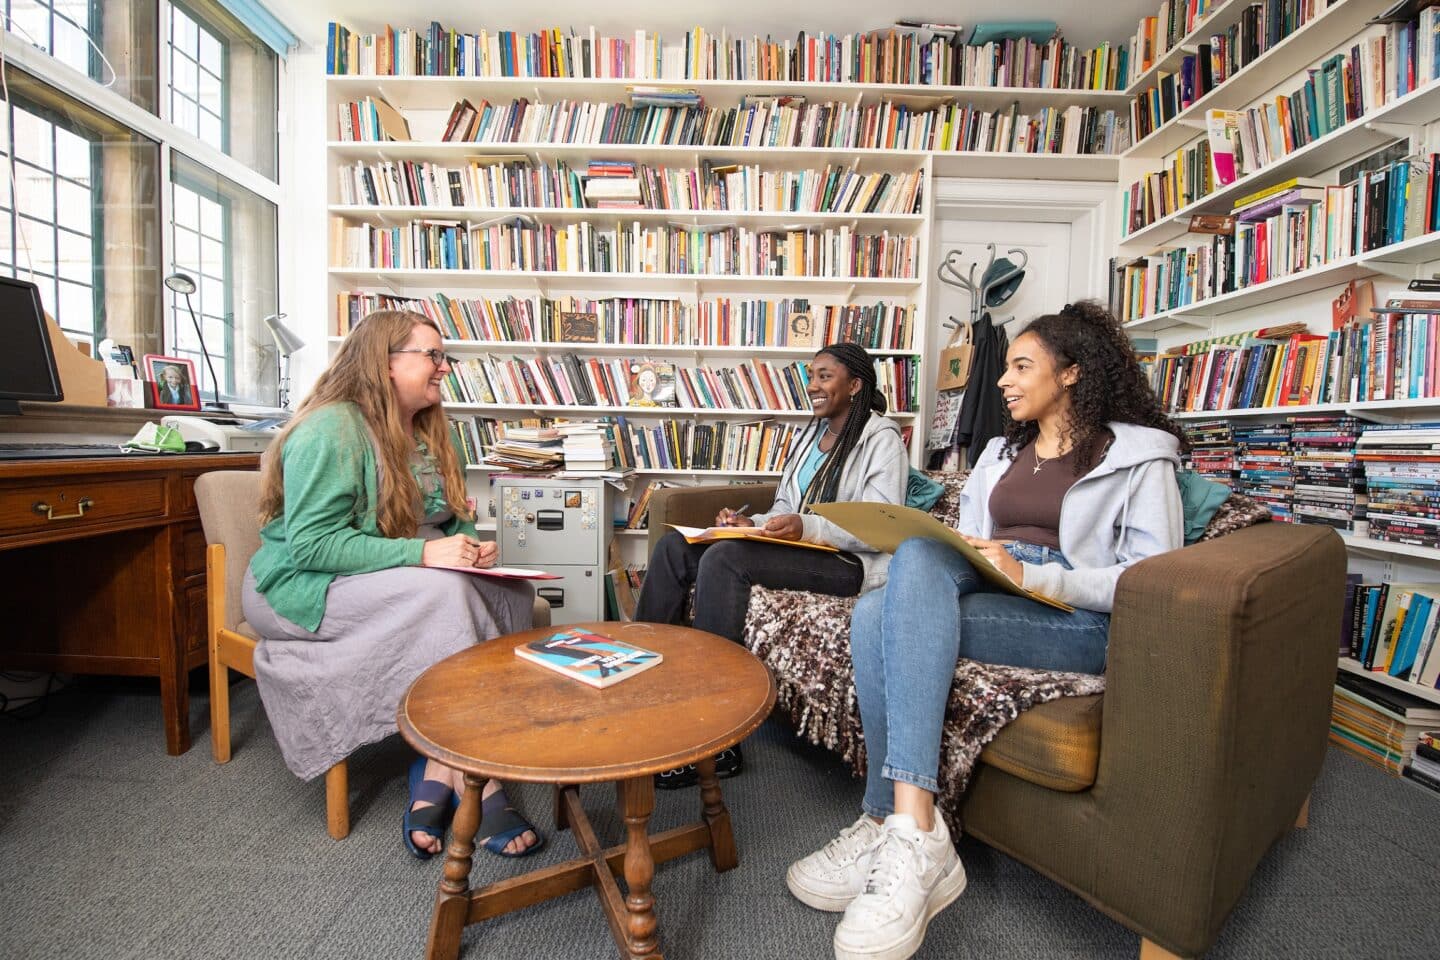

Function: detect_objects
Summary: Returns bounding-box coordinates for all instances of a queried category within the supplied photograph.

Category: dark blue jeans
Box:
[850,537,1111,817]
[635,529,863,642]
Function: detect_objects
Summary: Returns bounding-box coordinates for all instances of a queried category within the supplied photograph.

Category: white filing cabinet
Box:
[495,476,610,625]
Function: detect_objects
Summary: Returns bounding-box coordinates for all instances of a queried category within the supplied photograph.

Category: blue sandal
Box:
[403,757,455,860]
[478,787,546,858]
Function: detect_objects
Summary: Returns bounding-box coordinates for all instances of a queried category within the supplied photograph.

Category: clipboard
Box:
[808,502,1074,612]
[667,524,840,553]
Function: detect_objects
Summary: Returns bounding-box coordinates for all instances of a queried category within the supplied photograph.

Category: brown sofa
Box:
[646,480,1345,959]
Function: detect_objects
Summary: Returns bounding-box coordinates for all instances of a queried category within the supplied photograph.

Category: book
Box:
[1205,109,1240,185]
[513,628,662,688]
[627,360,677,407]
[667,523,841,552]
[807,502,1075,611]
[433,565,563,580]
[559,311,599,343]
[787,311,817,348]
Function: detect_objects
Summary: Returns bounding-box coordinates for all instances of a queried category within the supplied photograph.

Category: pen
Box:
[721,502,750,526]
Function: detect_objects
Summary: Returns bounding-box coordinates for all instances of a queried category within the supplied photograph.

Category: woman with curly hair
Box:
[786,301,1185,960]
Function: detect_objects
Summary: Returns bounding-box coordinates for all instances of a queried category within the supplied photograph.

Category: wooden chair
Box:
[195,469,550,842]
[194,470,353,839]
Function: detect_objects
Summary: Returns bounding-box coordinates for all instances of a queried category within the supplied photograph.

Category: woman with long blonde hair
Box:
[244,309,541,860]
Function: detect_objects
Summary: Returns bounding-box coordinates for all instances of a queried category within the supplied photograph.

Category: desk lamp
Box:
[264,313,305,410]
[162,272,227,411]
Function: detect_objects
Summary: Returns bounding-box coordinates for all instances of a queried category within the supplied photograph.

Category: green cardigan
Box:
[249,402,476,632]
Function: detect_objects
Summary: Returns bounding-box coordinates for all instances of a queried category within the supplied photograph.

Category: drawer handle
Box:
[33,497,93,521]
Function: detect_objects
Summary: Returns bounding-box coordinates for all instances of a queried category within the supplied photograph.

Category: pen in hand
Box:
[718,502,751,526]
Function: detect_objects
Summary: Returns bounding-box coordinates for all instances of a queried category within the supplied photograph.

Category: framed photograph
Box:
[143,354,200,411]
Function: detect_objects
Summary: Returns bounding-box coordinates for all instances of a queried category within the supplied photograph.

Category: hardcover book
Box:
[513,628,663,688]
[627,360,677,406]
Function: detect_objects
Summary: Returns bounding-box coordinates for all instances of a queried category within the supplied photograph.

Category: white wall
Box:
[283,45,335,400]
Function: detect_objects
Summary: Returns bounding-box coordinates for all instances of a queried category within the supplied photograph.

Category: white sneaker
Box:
[786,814,885,911]
[832,813,967,960]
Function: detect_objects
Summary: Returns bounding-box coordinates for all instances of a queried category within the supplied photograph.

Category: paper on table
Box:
[808,502,1074,612]
[432,565,562,580]
[666,523,840,552]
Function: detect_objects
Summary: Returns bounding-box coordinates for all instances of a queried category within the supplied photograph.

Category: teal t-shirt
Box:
[795,436,828,499]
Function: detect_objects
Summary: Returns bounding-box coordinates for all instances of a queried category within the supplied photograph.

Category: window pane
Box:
[166,1,275,178]
[5,1,159,112]
[1,68,162,352]
[171,151,277,406]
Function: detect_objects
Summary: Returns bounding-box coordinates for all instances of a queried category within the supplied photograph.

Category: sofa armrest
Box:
[1096,521,1345,950]
[645,483,777,558]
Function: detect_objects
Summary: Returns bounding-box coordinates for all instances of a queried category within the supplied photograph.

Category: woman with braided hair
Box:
[788,301,1186,960]
[636,342,908,785]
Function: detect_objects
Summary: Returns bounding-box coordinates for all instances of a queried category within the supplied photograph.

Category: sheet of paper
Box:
[808,502,1074,612]
[433,565,562,580]
[665,523,840,552]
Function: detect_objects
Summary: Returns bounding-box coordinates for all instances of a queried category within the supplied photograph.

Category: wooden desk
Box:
[0,453,261,754]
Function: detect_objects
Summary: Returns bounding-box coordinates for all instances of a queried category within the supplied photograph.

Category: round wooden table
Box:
[398,621,776,960]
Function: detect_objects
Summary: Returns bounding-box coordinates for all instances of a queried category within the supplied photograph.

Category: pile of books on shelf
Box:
[326,20,1127,89]
[1289,415,1365,534]
[556,421,614,472]
[1330,669,1440,777]
[482,425,564,471]
[1356,423,1440,548]
[1234,421,1292,521]
[1346,580,1440,689]
[1409,730,1440,794]
[583,159,641,208]
[1181,419,1237,486]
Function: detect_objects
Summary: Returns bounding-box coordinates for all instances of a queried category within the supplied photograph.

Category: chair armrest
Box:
[1094,522,1345,944]
[645,483,777,558]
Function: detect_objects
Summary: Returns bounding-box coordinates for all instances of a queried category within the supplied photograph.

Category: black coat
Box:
[953,312,1009,464]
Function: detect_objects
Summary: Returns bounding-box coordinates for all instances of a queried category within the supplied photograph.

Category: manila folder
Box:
[808,502,1074,612]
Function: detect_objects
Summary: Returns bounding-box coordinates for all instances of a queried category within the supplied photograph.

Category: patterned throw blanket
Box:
[739,471,1272,824]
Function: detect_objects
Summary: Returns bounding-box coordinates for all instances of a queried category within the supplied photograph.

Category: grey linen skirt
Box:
[242,556,534,781]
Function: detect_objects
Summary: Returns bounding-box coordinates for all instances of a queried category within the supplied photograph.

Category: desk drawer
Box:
[0,477,167,536]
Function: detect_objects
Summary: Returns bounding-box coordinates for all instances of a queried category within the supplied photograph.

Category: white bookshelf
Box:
[1338,657,1440,707]
[1123,0,1252,97]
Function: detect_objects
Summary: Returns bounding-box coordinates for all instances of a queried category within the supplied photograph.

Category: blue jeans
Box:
[851,537,1111,818]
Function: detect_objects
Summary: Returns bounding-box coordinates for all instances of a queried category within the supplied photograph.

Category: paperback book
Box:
[514,628,663,688]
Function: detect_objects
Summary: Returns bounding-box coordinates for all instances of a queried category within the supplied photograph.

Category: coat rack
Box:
[936,242,1029,332]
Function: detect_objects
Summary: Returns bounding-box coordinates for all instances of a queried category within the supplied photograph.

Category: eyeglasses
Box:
[390,348,457,368]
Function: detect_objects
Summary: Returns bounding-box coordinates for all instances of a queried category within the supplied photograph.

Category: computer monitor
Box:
[0,276,63,414]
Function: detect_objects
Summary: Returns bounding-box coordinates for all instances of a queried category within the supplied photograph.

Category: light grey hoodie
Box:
[750,414,907,592]
[956,421,1183,613]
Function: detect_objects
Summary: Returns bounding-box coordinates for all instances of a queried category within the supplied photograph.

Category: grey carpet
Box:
[2,676,1438,960]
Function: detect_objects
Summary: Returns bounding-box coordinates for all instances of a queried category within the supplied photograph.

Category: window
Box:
[4,0,159,112]
[0,68,161,352]
[164,0,276,179]
[170,151,276,405]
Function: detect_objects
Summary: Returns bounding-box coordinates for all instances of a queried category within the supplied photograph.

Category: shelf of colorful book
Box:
[1124,230,1440,333]
[1123,0,1247,97]
[1173,396,1440,421]
[466,464,783,478]
[328,267,924,296]
[1338,655,1440,707]
[328,205,928,231]
[442,401,918,419]
[1122,0,1388,161]
[326,141,1121,182]
[328,337,917,359]
[1121,78,1440,249]
[326,75,1134,113]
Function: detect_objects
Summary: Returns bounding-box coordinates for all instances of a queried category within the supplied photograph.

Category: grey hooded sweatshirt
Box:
[956,421,1183,613]
[749,414,907,592]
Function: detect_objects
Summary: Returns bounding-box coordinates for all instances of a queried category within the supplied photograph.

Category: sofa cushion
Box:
[981,693,1103,791]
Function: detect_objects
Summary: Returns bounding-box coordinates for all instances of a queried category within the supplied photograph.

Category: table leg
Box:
[695,756,738,872]
[427,772,485,960]
[554,783,570,832]
[618,777,661,959]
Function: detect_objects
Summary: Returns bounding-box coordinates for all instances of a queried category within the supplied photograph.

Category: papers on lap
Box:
[513,628,663,687]
[666,523,840,552]
[432,564,562,579]
[808,502,1074,612]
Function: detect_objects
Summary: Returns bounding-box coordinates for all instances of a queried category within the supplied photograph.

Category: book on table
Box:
[808,501,1075,612]
[666,523,841,552]
[514,628,662,688]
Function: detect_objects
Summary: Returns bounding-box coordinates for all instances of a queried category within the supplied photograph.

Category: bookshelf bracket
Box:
[1362,121,1412,143]
[1362,259,1419,281]
[1173,118,1206,131]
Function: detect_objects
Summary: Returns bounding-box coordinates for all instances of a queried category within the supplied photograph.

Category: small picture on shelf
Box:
[143,354,201,411]
[1187,214,1235,235]
[786,312,816,348]
[560,311,599,343]
[627,361,676,407]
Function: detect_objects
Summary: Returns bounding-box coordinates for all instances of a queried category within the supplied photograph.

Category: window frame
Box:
[169,167,234,397]
[167,0,230,156]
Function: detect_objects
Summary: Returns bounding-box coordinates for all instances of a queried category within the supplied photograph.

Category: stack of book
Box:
[1356,423,1440,548]
[1233,421,1292,521]
[1182,419,1237,489]
[556,421,614,472]
[1408,731,1440,794]
[625,480,674,529]
[1288,415,1365,534]
[1347,580,1440,686]
[1330,670,1440,776]
[483,426,564,471]
[583,160,641,209]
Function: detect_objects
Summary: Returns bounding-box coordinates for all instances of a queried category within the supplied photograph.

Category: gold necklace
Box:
[1032,447,1052,475]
